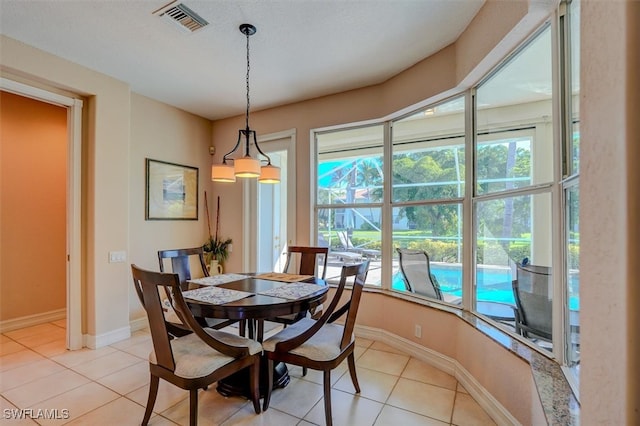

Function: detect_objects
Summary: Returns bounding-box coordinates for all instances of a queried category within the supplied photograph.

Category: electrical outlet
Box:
[108,251,126,263]
[414,324,422,338]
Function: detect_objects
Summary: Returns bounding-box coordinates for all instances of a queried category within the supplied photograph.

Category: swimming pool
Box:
[393,263,580,309]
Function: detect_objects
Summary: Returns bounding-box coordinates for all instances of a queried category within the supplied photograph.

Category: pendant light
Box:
[211,24,280,184]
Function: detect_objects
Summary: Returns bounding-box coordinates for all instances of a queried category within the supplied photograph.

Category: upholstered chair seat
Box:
[263,318,353,362]
[150,329,262,379]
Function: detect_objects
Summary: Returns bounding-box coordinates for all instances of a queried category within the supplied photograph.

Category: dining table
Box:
[184,272,329,398]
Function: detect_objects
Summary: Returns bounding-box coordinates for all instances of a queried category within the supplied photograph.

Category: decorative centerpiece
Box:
[203,193,232,274]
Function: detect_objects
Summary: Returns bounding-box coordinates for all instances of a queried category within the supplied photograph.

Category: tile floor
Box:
[0,321,496,425]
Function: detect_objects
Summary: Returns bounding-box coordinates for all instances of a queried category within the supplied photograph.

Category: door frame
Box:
[1,78,83,349]
[242,129,297,272]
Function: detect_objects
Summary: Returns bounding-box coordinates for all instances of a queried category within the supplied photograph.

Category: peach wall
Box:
[128,93,213,322]
[0,91,67,320]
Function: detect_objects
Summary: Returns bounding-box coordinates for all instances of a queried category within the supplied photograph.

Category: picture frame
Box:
[145,158,198,220]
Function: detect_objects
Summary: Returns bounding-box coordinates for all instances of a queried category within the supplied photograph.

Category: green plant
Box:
[203,236,232,263]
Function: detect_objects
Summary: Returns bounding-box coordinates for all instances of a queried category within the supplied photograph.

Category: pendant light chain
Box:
[210,23,280,184]
[245,29,251,130]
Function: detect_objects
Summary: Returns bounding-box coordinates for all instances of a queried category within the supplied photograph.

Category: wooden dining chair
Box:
[268,246,330,376]
[131,264,261,426]
[262,260,370,426]
[158,247,239,335]
[270,246,329,325]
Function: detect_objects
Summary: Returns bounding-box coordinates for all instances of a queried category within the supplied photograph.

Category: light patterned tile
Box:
[266,377,324,419]
[64,396,145,426]
[96,360,149,395]
[333,366,398,403]
[0,349,45,372]
[401,358,457,390]
[290,363,347,387]
[13,328,65,349]
[109,331,151,351]
[369,341,408,355]
[0,340,27,357]
[0,359,65,392]
[2,369,90,408]
[71,350,141,381]
[354,337,374,348]
[374,405,448,426]
[451,392,497,426]
[119,340,154,360]
[126,380,188,414]
[51,346,117,368]
[5,324,61,340]
[386,378,455,423]
[1,335,13,344]
[356,349,409,376]
[303,388,384,426]
[221,405,299,426]
[0,396,38,425]
[32,340,69,358]
[37,382,119,426]
[52,319,67,329]
[162,388,248,425]
[457,382,470,394]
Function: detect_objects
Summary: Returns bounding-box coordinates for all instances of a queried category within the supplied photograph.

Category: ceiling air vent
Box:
[153,1,209,33]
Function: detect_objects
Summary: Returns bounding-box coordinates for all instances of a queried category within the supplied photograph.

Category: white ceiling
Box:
[0,0,484,120]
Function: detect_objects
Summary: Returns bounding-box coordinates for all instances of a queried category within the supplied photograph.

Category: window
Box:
[391,96,465,302]
[473,25,555,353]
[316,125,383,285]
[311,4,579,383]
[562,0,581,386]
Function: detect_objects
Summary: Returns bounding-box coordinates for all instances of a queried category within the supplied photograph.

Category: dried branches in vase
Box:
[203,193,232,263]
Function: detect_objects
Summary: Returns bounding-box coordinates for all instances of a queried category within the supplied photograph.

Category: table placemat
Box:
[257,282,325,300]
[254,272,314,283]
[182,286,254,305]
[188,273,250,286]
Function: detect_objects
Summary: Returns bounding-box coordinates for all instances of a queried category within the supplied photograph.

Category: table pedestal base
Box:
[217,359,289,399]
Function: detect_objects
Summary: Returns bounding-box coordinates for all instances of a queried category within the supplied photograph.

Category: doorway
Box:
[0,78,83,349]
[244,130,297,273]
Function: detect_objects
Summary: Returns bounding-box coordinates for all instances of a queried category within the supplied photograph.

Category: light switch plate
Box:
[108,251,126,263]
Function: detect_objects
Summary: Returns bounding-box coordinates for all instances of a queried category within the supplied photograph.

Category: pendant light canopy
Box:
[211,24,280,184]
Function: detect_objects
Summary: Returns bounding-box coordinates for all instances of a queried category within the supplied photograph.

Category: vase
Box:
[208,259,223,275]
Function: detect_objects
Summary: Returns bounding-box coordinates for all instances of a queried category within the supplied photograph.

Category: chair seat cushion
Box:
[263,318,352,362]
[149,328,262,379]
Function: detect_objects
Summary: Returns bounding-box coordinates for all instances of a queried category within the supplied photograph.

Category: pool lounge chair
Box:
[512,261,553,342]
[396,248,462,305]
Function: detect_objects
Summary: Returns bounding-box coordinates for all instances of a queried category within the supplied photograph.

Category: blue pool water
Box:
[393,263,580,310]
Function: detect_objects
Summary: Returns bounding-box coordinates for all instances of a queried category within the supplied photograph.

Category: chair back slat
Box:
[396,248,442,300]
[273,260,369,353]
[338,262,368,350]
[158,247,209,290]
[131,265,176,371]
[283,246,329,280]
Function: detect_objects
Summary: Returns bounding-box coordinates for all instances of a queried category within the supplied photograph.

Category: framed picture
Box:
[145,158,198,220]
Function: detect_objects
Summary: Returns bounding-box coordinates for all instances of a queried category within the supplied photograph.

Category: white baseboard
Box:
[354,325,521,426]
[84,325,131,349]
[0,308,66,333]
